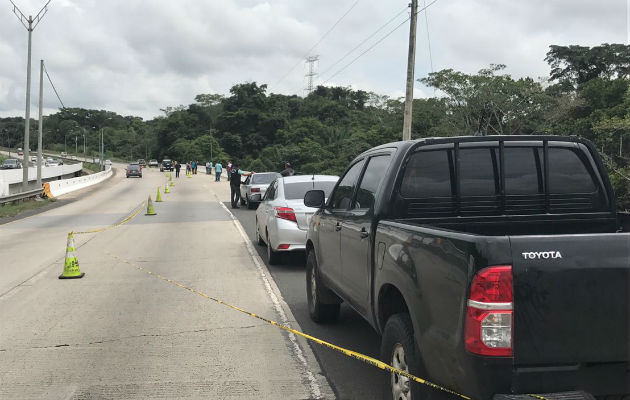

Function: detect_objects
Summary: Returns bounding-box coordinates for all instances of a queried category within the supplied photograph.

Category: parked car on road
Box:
[126,164,142,178]
[303,136,630,399]
[137,159,146,167]
[256,175,338,264]
[160,159,173,172]
[148,159,158,168]
[240,172,282,209]
[1,159,21,169]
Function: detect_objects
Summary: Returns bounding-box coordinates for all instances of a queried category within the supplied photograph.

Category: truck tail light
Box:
[274,207,296,223]
[465,265,513,356]
[251,188,260,193]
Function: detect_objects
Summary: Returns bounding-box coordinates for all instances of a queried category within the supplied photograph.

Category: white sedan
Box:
[255,175,338,264]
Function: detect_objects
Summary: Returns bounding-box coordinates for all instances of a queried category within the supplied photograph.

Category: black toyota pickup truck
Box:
[304,136,629,400]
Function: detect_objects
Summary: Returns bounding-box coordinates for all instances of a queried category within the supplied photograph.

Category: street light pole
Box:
[37,59,43,186]
[75,135,77,156]
[9,0,52,190]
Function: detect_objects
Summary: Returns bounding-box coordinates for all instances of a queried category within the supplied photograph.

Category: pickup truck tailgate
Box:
[510,233,629,365]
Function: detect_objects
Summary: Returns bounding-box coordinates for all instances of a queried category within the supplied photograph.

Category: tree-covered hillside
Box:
[1,44,628,209]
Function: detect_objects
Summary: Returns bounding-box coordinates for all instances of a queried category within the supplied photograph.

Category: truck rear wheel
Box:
[381,313,425,400]
[306,251,340,323]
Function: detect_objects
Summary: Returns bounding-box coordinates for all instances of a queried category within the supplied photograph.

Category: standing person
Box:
[205,161,210,174]
[280,162,294,177]
[192,160,197,175]
[214,161,223,182]
[174,161,181,178]
[226,161,233,181]
[230,163,254,209]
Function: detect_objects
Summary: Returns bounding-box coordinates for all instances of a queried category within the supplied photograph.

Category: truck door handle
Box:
[335,222,342,231]
[360,228,369,239]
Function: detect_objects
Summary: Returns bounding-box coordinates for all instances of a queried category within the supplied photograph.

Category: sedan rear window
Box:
[128,165,140,170]
[283,181,337,200]
[251,173,279,185]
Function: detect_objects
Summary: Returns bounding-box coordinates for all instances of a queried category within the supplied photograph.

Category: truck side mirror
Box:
[304,190,325,208]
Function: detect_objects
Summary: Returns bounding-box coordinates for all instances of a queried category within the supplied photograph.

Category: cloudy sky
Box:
[0,0,627,120]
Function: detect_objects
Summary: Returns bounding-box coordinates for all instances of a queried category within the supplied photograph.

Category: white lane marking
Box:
[216,196,322,399]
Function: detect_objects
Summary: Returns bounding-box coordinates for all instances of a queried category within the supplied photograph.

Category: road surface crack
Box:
[0,325,258,352]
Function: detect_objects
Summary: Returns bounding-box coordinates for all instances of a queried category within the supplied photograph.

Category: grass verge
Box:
[0,197,56,219]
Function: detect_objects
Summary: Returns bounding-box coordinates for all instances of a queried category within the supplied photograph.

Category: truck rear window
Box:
[397,143,605,217]
[400,150,451,198]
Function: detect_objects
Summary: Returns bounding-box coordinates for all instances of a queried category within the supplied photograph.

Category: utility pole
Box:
[305,55,319,95]
[402,0,418,141]
[37,59,44,186]
[75,135,78,156]
[100,128,104,171]
[9,0,52,190]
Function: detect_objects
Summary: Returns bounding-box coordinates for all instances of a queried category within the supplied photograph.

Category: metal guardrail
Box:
[0,188,43,205]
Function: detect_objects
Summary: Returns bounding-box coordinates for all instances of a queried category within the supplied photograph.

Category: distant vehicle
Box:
[17,148,23,156]
[1,159,22,169]
[137,159,146,166]
[60,152,67,157]
[105,159,112,166]
[29,155,37,163]
[256,175,338,264]
[126,164,142,178]
[45,159,60,167]
[148,159,158,168]
[240,172,282,209]
[160,159,173,172]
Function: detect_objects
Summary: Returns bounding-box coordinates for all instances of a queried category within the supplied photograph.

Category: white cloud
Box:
[0,0,627,120]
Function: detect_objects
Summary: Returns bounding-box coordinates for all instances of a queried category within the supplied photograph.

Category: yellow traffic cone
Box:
[59,232,85,279]
[169,180,174,187]
[156,187,163,202]
[146,195,157,216]
[164,184,170,194]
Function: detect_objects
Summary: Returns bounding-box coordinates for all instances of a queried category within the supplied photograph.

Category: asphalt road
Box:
[0,169,333,399]
[229,202,385,400]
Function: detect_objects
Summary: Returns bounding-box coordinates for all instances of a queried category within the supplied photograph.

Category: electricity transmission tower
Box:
[9,0,52,190]
[304,56,319,95]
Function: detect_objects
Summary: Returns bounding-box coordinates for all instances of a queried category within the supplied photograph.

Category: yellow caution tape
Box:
[73,201,145,235]
[107,252,472,400]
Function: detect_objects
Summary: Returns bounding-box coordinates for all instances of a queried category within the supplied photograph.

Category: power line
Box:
[322,0,441,85]
[319,6,409,79]
[275,0,360,86]
[423,0,434,74]
[43,63,66,109]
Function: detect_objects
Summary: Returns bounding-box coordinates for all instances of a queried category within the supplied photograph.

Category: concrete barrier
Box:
[0,163,83,196]
[46,167,113,198]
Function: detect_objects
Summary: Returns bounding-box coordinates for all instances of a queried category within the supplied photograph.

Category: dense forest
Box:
[1,44,628,209]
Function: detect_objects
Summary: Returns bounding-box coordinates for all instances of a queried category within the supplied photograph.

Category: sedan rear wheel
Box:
[255,219,265,246]
[266,232,280,265]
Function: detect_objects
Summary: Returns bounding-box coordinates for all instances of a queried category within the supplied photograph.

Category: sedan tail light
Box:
[274,207,296,223]
[251,188,260,193]
[465,265,513,356]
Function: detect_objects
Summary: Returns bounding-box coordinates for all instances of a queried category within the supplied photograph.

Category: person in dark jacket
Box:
[280,162,294,177]
[230,163,254,208]
[174,161,181,178]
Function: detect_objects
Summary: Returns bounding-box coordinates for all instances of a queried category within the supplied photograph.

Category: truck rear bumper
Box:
[494,392,594,400]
